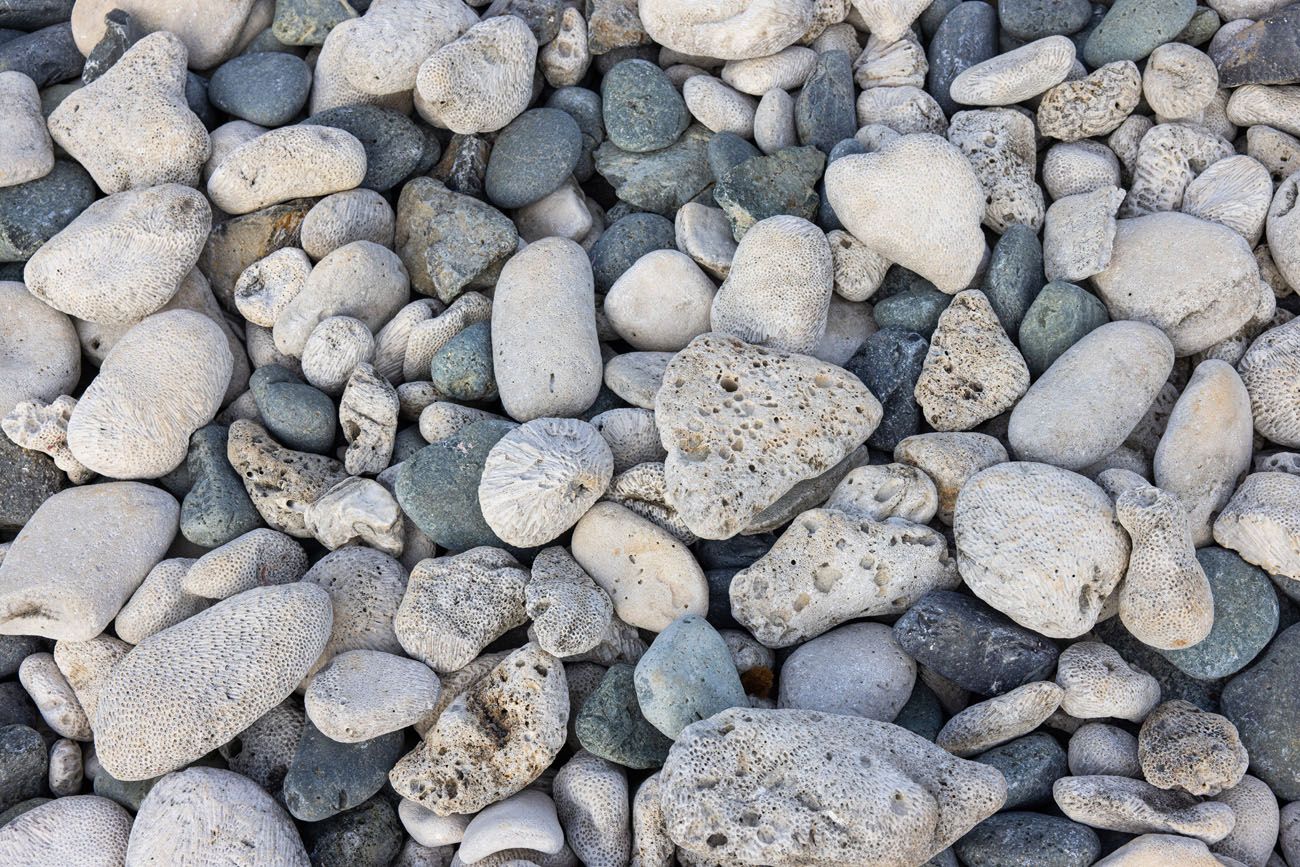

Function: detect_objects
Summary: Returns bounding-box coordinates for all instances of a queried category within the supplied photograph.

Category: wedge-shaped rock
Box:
[659,707,1006,867]
[94,583,332,780]
[24,184,211,325]
[227,420,348,537]
[731,508,959,648]
[0,482,176,641]
[47,33,210,193]
[305,649,441,743]
[655,334,880,540]
[1053,775,1236,843]
[936,681,1065,757]
[390,643,568,816]
[1213,472,1300,581]
[125,767,309,866]
[825,134,985,293]
[954,462,1131,639]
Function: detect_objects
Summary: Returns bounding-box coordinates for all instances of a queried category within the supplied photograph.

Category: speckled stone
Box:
[303,106,425,192]
[1016,281,1109,378]
[928,1,998,116]
[588,212,675,293]
[706,132,761,181]
[0,0,72,30]
[0,160,96,262]
[954,812,1100,867]
[0,726,45,814]
[80,8,138,83]
[250,364,337,454]
[273,0,358,45]
[576,663,673,769]
[484,0,562,43]
[1000,0,1093,40]
[634,614,747,739]
[713,145,825,240]
[972,733,1067,810]
[200,199,314,308]
[0,638,41,679]
[301,796,403,867]
[186,72,218,129]
[429,320,496,402]
[981,224,1044,335]
[871,284,951,338]
[1222,623,1300,800]
[394,419,516,552]
[433,134,490,200]
[283,722,405,822]
[601,59,688,153]
[0,23,82,88]
[1083,0,1196,66]
[396,176,517,304]
[1159,547,1279,680]
[1093,618,1221,712]
[209,52,311,126]
[796,50,856,154]
[0,435,64,531]
[180,425,264,548]
[546,86,603,181]
[486,108,583,209]
[844,327,930,452]
[0,684,39,730]
[1216,5,1300,87]
[892,679,945,742]
[594,124,713,216]
[893,591,1060,697]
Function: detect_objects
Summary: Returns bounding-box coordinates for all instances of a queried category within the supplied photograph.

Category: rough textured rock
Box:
[416,16,538,135]
[658,707,1006,867]
[18,652,90,740]
[1053,774,1235,842]
[526,547,614,659]
[1038,62,1142,141]
[208,125,367,215]
[936,681,1065,757]
[950,35,1075,106]
[654,333,881,539]
[1056,641,1160,722]
[0,795,132,867]
[94,583,332,781]
[553,751,631,867]
[637,0,814,60]
[1138,700,1248,796]
[114,558,205,645]
[1214,472,1300,581]
[302,547,407,679]
[1240,317,1300,448]
[125,767,309,866]
[227,420,348,538]
[953,462,1131,638]
[1221,624,1300,799]
[895,432,1007,524]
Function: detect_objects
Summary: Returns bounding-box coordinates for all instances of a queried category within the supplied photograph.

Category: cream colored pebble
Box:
[513,180,593,244]
[415,16,538,135]
[114,558,207,645]
[203,120,265,183]
[936,681,1064,757]
[20,652,92,740]
[674,202,737,280]
[0,795,132,867]
[827,229,889,302]
[855,85,948,135]
[1143,43,1218,122]
[1056,641,1160,722]
[310,18,414,115]
[403,292,491,383]
[637,0,816,61]
[854,31,927,90]
[721,46,817,94]
[183,528,307,600]
[208,126,367,216]
[1213,472,1300,581]
[950,35,1076,106]
[0,71,52,188]
[1183,155,1273,246]
[301,189,396,261]
[48,739,82,797]
[1069,723,1141,778]
[753,87,798,154]
[589,408,665,474]
[1053,775,1236,842]
[305,649,441,742]
[301,315,377,395]
[339,0,478,96]
[234,247,312,328]
[553,751,631,867]
[541,6,590,88]
[825,463,939,524]
[683,75,758,137]
[604,250,716,351]
[304,475,405,556]
[1138,700,1248,797]
[71,0,264,69]
[1228,85,1300,139]
[1043,185,1124,283]
[948,107,1045,233]
[53,634,130,725]
[460,789,565,863]
[1042,141,1123,200]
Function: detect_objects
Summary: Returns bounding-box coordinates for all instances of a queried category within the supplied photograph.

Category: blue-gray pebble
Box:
[249,364,337,454]
[999,0,1093,40]
[429,320,496,402]
[872,285,951,338]
[1017,280,1109,378]
[706,131,761,180]
[1083,0,1196,66]
[633,614,748,739]
[972,733,1067,809]
[486,108,583,209]
[602,59,688,153]
[845,327,930,452]
[982,223,1044,335]
[954,813,1100,867]
[927,1,998,116]
[795,50,856,154]
[209,52,311,126]
[1222,623,1300,799]
[576,663,674,769]
[588,211,676,292]
[180,425,263,548]
[0,726,45,813]
[282,722,405,822]
[892,680,945,741]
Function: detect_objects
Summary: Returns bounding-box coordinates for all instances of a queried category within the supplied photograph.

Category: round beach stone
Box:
[972,733,1068,810]
[0,281,79,418]
[575,663,673,769]
[209,52,311,127]
[588,211,676,293]
[485,108,583,209]
[282,721,406,822]
[1000,0,1093,40]
[954,812,1100,867]
[250,364,337,454]
[303,105,425,193]
[0,160,96,263]
[429,320,495,402]
[777,622,915,723]
[892,590,1060,697]
[1221,623,1300,799]
[1016,280,1109,379]
[634,614,748,739]
[981,223,1044,336]
[1084,0,1196,67]
[180,425,263,548]
[601,59,688,154]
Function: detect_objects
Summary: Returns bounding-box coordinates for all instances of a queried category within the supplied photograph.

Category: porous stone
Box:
[1042,141,1123,200]
[0,482,176,641]
[1123,123,1234,218]
[47,33,209,194]
[114,558,206,645]
[1143,42,1218,121]
[950,35,1075,106]
[657,706,1006,867]
[416,16,537,136]
[683,75,757,137]
[1214,472,1300,581]
[637,0,815,61]
[1222,624,1300,799]
[1054,774,1235,842]
[0,72,51,189]
[235,248,311,330]
[654,333,881,539]
[24,184,211,325]
[218,698,304,797]
[1138,700,1248,796]
[1240,317,1300,449]
[825,134,985,294]
[936,681,1064,757]
[335,0,476,97]
[301,547,407,680]
[824,462,937,525]
[1183,155,1273,247]
[0,795,131,866]
[1056,641,1161,721]
[272,0,358,45]
[301,189,395,262]
[94,583,332,781]
[227,419,348,537]
[208,125,366,216]
[0,283,78,420]
[1069,723,1141,778]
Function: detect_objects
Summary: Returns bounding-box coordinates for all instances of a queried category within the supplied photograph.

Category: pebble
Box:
[954,812,1100,867]
[208,52,311,126]
[603,249,714,351]
[0,795,131,865]
[972,733,1068,810]
[282,720,405,821]
[304,105,425,193]
[633,614,747,738]
[1222,623,1300,799]
[593,124,713,215]
[415,16,536,136]
[486,108,582,210]
[1053,774,1236,841]
[1056,640,1161,721]
[0,23,83,88]
[937,681,1065,757]
[1016,280,1110,378]
[273,0,357,46]
[795,50,855,153]
[575,662,672,769]
[208,125,366,215]
[981,223,1044,335]
[459,789,565,863]
[0,726,46,814]
[927,1,998,116]
[1069,723,1141,778]
[1138,699,1248,796]
[1084,0,1197,67]
[250,364,337,454]
[301,189,395,262]
[0,72,52,189]
[950,36,1076,106]
[301,796,402,867]
[1216,5,1300,87]
[778,622,915,722]
[600,59,688,153]
[712,146,826,240]
[0,159,95,263]
[893,590,1060,696]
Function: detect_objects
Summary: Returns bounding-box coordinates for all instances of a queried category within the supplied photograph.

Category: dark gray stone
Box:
[429,320,496,402]
[1177,5,1220,47]
[1083,0,1196,66]
[547,85,603,181]
[391,425,426,464]
[695,532,778,571]
[1222,623,1300,799]
[412,126,441,177]
[872,285,951,338]
[928,2,998,116]
[94,769,160,811]
[1094,617,1222,711]
[576,662,673,769]
[1017,280,1109,378]
[395,419,517,552]
[703,569,741,630]
[272,0,358,46]
[893,679,945,741]
[486,108,583,209]
[601,59,689,155]
[1215,4,1300,87]
[81,8,139,84]
[0,637,42,679]
[982,223,1044,335]
[185,71,218,128]
[181,425,263,549]
[893,591,1060,696]
[795,50,856,154]
[588,211,675,293]
[706,131,761,181]
[0,435,64,531]
[0,0,73,30]
[594,124,713,216]
[918,0,960,37]
[433,133,491,200]
[713,145,825,240]
[484,0,563,43]
[209,51,311,126]
[240,27,303,55]
[302,796,402,866]
[972,733,1067,809]
[303,106,424,192]
[249,364,337,454]
[999,0,1093,40]
[0,685,40,733]
[0,22,81,87]
[0,726,46,813]
[955,812,1100,867]
[282,722,404,822]
[844,327,929,452]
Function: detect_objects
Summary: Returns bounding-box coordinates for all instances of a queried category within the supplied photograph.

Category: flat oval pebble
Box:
[209,52,311,127]
[485,108,583,210]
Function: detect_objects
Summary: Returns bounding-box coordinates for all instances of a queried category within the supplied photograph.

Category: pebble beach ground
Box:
[2,0,1300,865]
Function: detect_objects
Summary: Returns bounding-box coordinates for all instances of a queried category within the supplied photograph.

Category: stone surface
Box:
[304,105,425,193]
[601,59,688,153]
[1016,281,1109,379]
[282,720,405,822]
[1084,0,1197,67]
[1221,623,1300,799]
[634,614,746,739]
[396,177,518,304]
[576,663,672,769]
[971,734,1068,811]
[778,622,915,723]
[954,812,1099,867]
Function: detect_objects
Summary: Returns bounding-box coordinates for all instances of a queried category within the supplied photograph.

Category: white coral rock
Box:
[950,35,1075,106]
[638,0,815,61]
[416,16,538,134]
[208,126,367,216]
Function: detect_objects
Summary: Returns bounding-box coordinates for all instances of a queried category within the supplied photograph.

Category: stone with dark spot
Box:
[1215,4,1300,87]
[301,796,403,867]
[601,58,688,153]
[795,50,856,154]
[81,9,139,84]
